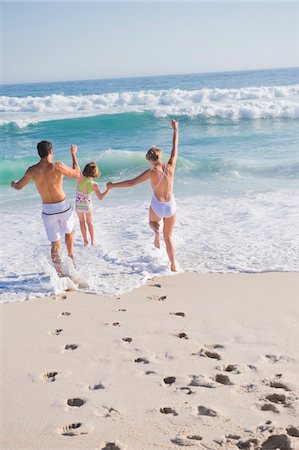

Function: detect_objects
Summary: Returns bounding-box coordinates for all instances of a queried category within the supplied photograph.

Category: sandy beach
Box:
[1,272,299,450]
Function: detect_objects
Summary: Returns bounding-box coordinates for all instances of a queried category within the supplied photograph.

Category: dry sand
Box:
[1,272,299,450]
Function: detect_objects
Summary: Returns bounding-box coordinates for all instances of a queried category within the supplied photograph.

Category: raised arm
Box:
[56,144,80,179]
[11,166,33,190]
[167,120,179,168]
[107,169,151,190]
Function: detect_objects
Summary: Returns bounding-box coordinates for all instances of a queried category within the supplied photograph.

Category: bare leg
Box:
[149,207,161,249]
[163,214,177,271]
[77,210,88,246]
[65,231,75,266]
[86,211,95,246]
[51,240,62,275]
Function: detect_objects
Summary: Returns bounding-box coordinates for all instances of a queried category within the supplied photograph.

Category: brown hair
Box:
[82,162,100,178]
[146,146,161,162]
[37,141,52,158]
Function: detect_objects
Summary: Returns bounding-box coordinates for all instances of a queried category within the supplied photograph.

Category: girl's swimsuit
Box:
[75,178,93,212]
[150,165,176,219]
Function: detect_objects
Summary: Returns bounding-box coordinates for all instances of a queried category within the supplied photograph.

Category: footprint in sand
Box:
[170,312,185,317]
[265,393,292,406]
[149,282,162,288]
[189,375,217,389]
[171,435,202,446]
[260,434,293,450]
[180,387,194,395]
[214,373,233,385]
[89,382,105,391]
[102,407,119,418]
[226,433,241,441]
[160,407,178,416]
[67,398,86,407]
[59,423,88,436]
[43,371,58,382]
[218,364,241,374]
[237,438,260,449]
[198,348,222,360]
[145,370,156,375]
[122,337,132,343]
[50,329,63,336]
[242,383,258,393]
[118,309,126,312]
[147,295,167,301]
[186,435,202,442]
[164,376,176,386]
[264,354,292,363]
[260,403,280,413]
[112,322,120,327]
[170,437,193,446]
[197,405,217,417]
[64,344,78,351]
[58,312,71,317]
[51,293,67,301]
[264,378,292,392]
[134,357,149,364]
[286,426,299,437]
[176,332,188,340]
[100,443,122,450]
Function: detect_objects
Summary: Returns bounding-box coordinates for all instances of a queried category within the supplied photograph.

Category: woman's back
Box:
[150,164,174,202]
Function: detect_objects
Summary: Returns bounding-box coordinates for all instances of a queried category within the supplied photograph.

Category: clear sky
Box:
[1,1,299,84]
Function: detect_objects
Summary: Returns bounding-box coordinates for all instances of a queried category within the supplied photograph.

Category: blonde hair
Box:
[82,162,100,178]
[146,146,161,162]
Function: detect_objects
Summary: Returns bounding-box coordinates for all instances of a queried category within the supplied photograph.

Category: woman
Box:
[107,120,178,271]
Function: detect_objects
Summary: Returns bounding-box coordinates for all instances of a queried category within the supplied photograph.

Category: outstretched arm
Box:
[11,167,33,190]
[167,120,179,168]
[57,144,80,179]
[107,169,151,189]
[93,183,109,200]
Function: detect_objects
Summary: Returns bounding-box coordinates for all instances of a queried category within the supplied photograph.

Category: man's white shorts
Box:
[42,198,74,242]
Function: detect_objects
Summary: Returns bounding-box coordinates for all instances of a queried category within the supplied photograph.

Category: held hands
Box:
[11,181,17,189]
[106,182,113,190]
[70,144,78,155]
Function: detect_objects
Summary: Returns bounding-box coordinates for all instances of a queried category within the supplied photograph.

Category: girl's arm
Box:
[167,120,179,168]
[107,169,151,190]
[93,183,109,200]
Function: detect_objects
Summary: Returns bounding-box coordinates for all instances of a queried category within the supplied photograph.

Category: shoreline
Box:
[1,272,299,449]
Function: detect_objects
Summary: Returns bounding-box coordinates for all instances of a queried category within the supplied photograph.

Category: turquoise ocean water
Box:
[0,67,298,302]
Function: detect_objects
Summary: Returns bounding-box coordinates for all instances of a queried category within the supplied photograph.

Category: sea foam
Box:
[1,190,298,303]
[1,84,299,127]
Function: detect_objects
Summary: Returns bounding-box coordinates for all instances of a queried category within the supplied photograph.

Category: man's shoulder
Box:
[53,161,65,171]
[26,162,40,174]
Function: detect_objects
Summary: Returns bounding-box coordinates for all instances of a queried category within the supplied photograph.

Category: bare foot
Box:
[84,240,89,247]
[170,263,177,272]
[154,232,160,249]
[91,240,95,246]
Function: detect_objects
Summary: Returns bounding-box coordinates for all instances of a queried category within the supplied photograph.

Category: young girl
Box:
[75,162,109,246]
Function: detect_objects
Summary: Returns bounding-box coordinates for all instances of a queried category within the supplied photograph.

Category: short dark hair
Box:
[82,162,100,178]
[37,141,53,158]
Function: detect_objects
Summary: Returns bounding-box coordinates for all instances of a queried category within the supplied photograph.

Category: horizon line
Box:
[1,65,298,87]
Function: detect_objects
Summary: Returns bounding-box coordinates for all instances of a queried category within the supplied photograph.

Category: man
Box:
[11,141,80,275]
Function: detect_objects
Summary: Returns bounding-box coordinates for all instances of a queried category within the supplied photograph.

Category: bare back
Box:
[28,160,67,204]
[150,163,174,202]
